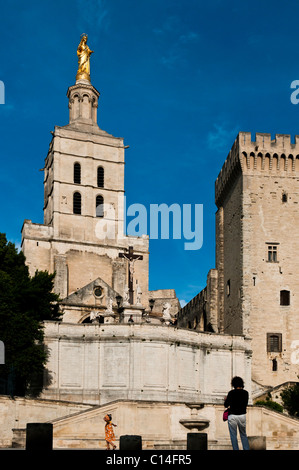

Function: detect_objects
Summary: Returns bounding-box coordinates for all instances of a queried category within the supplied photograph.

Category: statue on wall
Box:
[106,297,113,314]
[76,34,94,82]
[90,310,99,323]
[123,285,130,306]
[162,302,172,325]
[136,282,142,305]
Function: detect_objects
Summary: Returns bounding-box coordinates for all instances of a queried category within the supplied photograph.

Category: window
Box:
[267,333,282,353]
[73,192,81,214]
[96,195,104,218]
[74,163,81,184]
[226,280,230,296]
[280,290,290,306]
[267,244,278,262]
[282,193,288,203]
[94,287,103,297]
[97,166,104,188]
[272,358,278,372]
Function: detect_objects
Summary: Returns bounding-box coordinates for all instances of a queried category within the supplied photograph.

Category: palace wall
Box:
[41,321,252,406]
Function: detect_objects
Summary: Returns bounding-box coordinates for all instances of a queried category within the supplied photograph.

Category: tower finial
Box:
[76,34,94,82]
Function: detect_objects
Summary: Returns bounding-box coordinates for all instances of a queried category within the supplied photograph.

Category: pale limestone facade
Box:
[40,321,251,405]
[179,132,299,389]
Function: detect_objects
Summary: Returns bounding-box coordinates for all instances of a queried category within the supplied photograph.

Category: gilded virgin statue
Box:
[76,34,94,81]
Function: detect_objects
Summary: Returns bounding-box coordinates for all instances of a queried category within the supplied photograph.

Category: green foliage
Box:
[255,399,283,413]
[280,382,299,418]
[0,233,61,396]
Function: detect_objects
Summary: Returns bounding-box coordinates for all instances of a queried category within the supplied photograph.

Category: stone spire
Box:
[67,81,99,127]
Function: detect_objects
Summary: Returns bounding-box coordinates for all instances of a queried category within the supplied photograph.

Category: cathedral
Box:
[21,34,179,325]
[4,35,298,450]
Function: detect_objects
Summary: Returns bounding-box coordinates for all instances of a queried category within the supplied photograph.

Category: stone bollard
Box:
[248,436,266,450]
[120,435,142,450]
[187,433,208,450]
[26,423,53,451]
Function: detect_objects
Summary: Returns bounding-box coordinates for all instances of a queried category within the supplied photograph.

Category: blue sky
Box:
[1,0,299,305]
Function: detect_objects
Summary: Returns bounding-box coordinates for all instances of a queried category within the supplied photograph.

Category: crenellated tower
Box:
[215,131,299,386]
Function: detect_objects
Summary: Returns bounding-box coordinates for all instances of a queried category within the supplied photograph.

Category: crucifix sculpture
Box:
[119,246,143,304]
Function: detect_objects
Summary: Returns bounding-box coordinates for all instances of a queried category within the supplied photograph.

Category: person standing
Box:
[224,376,250,450]
[104,414,117,450]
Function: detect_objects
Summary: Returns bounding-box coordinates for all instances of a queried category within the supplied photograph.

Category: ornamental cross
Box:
[119,246,143,304]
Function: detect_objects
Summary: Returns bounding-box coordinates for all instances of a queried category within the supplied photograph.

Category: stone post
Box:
[26,423,53,451]
[120,435,142,450]
[187,433,208,450]
[248,436,266,450]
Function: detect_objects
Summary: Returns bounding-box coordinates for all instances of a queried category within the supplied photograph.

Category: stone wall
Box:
[177,270,219,333]
[4,397,299,450]
[41,321,251,406]
[0,395,91,448]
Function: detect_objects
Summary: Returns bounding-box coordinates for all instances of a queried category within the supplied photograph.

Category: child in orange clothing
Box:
[104,414,117,450]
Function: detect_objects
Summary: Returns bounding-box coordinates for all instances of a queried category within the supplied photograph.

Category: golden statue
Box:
[76,34,94,82]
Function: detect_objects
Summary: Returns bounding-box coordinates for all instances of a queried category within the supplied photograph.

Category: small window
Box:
[280,290,290,306]
[97,166,104,188]
[73,192,81,214]
[226,280,230,296]
[94,287,103,297]
[282,193,288,203]
[96,195,104,218]
[272,358,278,371]
[267,245,278,262]
[267,333,282,352]
[74,163,81,184]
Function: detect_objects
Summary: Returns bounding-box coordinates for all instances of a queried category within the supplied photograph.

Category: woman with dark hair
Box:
[224,376,250,450]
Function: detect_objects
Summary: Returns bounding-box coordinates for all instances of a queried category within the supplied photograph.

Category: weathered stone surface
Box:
[41,322,251,405]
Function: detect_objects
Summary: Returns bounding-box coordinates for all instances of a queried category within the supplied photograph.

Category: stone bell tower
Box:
[22,35,150,320]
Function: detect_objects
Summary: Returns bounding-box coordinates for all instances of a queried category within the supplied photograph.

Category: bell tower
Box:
[43,36,126,243]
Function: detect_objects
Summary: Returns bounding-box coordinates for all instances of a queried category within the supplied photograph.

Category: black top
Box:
[224,389,249,415]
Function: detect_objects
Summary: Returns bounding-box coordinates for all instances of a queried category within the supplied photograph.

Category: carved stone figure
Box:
[123,285,130,306]
[106,297,113,314]
[136,283,142,305]
[162,302,172,324]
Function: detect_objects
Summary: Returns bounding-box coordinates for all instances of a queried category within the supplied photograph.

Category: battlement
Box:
[238,132,299,151]
[215,131,299,207]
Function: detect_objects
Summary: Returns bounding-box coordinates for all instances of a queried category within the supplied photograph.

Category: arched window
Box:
[73,192,81,214]
[280,290,290,306]
[96,195,104,218]
[97,166,104,188]
[74,163,81,184]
